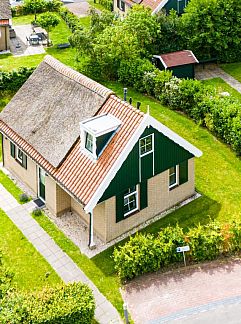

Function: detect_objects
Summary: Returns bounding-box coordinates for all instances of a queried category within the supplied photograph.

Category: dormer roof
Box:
[80,114,121,137]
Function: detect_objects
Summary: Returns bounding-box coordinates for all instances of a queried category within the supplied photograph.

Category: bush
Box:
[0,282,95,323]
[0,67,35,92]
[113,221,241,281]
[99,0,113,11]
[19,193,29,203]
[59,7,82,32]
[32,207,42,216]
[0,252,14,300]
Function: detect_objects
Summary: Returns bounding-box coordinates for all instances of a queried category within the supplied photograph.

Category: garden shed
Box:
[0,0,11,52]
[153,50,199,79]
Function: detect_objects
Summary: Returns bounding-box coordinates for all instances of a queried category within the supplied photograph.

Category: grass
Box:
[0,169,27,204]
[203,77,241,100]
[221,62,241,83]
[32,212,124,316]
[0,14,90,71]
[0,209,61,291]
[0,91,14,112]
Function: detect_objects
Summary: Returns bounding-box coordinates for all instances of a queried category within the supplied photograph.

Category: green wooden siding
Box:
[140,180,148,210]
[163,0,189,14]
[169,64,195,79]
[99,126,193,203]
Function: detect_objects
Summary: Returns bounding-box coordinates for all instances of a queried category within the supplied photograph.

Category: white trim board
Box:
[151,0,169,15]
[84,114,202,213]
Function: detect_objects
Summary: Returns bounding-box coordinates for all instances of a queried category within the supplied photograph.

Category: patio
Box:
[9,24,45,56]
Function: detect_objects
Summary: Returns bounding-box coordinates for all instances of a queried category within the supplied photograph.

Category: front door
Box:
[38,167,46,201]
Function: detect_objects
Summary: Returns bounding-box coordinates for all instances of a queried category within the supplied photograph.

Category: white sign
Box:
[176,246,190,253]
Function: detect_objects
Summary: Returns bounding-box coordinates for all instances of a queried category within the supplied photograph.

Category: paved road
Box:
[122,258,241,324]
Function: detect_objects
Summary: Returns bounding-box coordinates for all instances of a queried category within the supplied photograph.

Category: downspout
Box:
[1,135,4,167]
[88,211,96,249]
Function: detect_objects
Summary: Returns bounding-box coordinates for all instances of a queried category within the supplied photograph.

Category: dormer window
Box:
[80,114,121,160]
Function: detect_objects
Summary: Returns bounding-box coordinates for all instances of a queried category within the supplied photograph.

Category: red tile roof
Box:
[139,0,163,12]
[158,50,199,68]
[0,95,145,207]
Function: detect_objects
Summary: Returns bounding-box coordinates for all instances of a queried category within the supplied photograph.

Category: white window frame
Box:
[16,147,24,165]
[169,165,178,189]
[139,134,154,157]
[120,0,125,11]
[124,185,139,217]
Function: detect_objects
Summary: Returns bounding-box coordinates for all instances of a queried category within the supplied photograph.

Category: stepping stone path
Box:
[0,184,122,324]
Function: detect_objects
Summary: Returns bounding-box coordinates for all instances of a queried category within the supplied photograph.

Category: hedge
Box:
[0,282,95,323]
[59,7,83,33]
[113,221,241,281]
[0,67,35,92]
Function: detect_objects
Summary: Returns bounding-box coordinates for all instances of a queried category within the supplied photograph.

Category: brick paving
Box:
[122,258,241,324]
[195,64,241,93]
[0,184,122,324]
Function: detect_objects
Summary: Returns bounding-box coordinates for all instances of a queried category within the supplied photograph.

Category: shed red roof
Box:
[0,19,9,26]
[139,0,163,11]
[157,50,199,68]
[0,95,145,207]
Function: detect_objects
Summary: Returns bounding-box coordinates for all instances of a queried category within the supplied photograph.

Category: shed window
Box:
[10,142,27,169]
[139,134,153,157]
[124,186,138,216]
[169,165,178,189]
[85,132,93,153]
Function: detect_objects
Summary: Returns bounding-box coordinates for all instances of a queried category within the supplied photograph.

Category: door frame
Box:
[37,166,46,202]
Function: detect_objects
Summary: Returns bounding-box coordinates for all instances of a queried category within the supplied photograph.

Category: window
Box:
[169,165,178,189]
[119,0,125,11]
[16,148,23,164]
[139,134,153,157]
[85,132,93,153]
[10,142,27,169]
[124,186,138,216]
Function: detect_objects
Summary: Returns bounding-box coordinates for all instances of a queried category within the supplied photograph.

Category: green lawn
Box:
[0,209,61,291]
[0,14,89,71]
[221,62,241,83]
[32,212,123,316]
[203,77,241,100]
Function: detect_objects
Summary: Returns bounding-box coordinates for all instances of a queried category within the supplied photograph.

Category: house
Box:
[0,56,202,248]
[153,50,199,79]
[114,0,189,18]
[0,0,11,52]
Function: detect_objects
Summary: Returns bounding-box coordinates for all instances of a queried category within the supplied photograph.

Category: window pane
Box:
[169,166,177,187]
[124,187,138,215]
[85,133,93,153]
[140,135,153,156]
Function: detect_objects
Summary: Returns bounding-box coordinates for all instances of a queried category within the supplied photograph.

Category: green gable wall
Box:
[164,0,189,15]
[99,126,193,203]
[169,64,195,79]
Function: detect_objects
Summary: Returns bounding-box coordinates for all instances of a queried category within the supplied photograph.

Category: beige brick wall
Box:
[3,137,38,194]
[105,158,195,242]
[56,183,71,215]
[0,26,10,51]
[45,175,57,215]
[113,0,131,18]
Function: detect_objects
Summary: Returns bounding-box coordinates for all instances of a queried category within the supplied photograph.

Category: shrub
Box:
[113,221,241,281]
[19,193,29,203]
[0,252,14,300]
[0,282,95,323]
[59,7,82,32]
[0,67,35,92]
[32,207,42,216]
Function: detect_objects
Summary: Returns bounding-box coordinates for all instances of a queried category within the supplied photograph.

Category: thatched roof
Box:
[0,55,113,167]
[0,0,11,19]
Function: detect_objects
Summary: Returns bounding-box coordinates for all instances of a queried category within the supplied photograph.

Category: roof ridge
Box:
[43,55,113,99]
[110,95,145,116]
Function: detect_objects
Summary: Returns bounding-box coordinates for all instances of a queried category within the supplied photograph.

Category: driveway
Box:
[122,257,241,323]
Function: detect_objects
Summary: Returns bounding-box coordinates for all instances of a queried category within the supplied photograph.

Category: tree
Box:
[36,12,60,46]
[181,0,241,62]
[45,0,63,12]
[23,0,47,20]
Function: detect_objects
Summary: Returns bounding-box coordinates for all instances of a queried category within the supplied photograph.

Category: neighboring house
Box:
[153,50,199,79]
[0,0,11,52]
[0,56,202,248]
[114,0,189,18]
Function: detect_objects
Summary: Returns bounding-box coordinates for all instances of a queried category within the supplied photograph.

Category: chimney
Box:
[129,97,132,105]
[137,101,141,109]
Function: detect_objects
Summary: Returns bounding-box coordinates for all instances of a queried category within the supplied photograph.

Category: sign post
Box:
[176,245,190,267]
